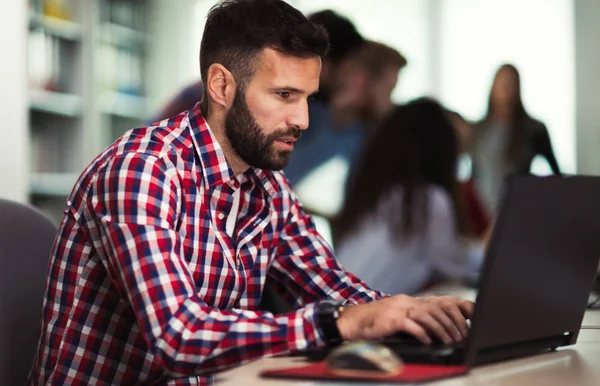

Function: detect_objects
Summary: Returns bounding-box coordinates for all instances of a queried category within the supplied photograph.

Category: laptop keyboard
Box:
[381,332,465,348]
[380,332,467,364]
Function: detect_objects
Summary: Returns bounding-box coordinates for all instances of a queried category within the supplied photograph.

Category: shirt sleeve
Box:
[87,151,326,377]
[267,189,388,308]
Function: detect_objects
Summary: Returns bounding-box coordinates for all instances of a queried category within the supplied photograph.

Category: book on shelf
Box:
[98,45,144,97]
[28,30,61,92]
[30,0,74,21]
[102,0,145,31]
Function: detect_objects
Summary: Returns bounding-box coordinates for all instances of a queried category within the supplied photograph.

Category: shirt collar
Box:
[187,103,279,198]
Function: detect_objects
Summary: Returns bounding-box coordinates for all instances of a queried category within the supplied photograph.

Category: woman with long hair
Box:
[333,98,483,295]
[472,64,560,213]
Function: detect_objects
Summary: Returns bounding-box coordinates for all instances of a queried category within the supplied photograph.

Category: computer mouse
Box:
[325,342,403,377]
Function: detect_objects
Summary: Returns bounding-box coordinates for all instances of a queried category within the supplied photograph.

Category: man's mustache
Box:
[271,128,303,141]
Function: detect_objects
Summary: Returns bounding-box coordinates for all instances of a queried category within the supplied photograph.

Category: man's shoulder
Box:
[78,113,195,188]
[114,113,194,159]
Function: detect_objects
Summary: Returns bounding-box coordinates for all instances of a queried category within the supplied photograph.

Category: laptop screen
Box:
[466,175,600,365]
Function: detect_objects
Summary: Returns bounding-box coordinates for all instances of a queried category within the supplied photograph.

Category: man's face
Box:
[367,65,400,117]
[225,48,321,171]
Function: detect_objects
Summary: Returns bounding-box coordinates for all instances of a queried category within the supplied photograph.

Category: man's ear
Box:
[205,63,236,110]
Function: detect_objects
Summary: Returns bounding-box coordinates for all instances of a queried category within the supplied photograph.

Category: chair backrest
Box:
[0,198,58,386]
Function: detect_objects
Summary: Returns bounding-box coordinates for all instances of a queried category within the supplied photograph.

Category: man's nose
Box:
[288,103,310,131]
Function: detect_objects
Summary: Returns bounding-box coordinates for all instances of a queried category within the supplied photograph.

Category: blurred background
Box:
[0,0,598,225]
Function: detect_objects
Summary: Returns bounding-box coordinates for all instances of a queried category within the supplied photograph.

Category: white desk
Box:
[216,287,600,386]
[216,310,600,385]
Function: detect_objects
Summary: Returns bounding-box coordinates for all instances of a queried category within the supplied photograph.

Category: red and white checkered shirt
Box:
[28,104,385,385]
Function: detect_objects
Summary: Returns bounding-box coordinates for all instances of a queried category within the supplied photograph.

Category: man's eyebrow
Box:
[273,86,319,96]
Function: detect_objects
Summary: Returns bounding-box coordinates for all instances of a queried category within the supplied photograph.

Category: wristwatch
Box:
[316,300,345,344]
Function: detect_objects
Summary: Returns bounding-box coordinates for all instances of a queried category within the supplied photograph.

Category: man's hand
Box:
[336,295,474,344]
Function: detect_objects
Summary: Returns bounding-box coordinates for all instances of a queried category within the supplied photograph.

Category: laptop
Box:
[299,175,600,366]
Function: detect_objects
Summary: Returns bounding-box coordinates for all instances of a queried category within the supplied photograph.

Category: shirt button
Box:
[218,212,225,220]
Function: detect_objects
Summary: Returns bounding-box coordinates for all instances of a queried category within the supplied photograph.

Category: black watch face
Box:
[318,301,342,320]
[318,301,343,343]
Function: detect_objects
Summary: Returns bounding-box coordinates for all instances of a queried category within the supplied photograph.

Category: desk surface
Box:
[217,298,600,386]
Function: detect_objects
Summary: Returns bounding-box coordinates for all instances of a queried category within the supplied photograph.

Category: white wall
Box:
[294,0,576,175]
[147,0,204,113]
[284,0,577,215]
[437,0,576,174]
[0,1,28,203]
[171,0,590,177]
[292,0,432,103]
[575,0,600,175]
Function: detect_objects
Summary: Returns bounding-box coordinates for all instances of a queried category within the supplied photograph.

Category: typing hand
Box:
[336,295,474,345]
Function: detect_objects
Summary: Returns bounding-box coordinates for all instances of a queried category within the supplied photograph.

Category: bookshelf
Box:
[97,0,149,147]
[27,0,150,222]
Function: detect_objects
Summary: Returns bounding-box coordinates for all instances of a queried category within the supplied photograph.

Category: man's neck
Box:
[205,114,250,176]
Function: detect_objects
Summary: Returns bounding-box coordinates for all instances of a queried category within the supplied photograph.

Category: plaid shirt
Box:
[29,104,385,385]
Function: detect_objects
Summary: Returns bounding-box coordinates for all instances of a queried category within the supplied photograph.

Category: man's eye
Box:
[276,91,291,99]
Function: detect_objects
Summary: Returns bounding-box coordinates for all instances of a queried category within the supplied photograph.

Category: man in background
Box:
[283,10,366,187]
[287,34,407,218]
[349,40,407,127]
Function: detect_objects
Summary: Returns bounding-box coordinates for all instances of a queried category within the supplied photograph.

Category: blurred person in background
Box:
[344,40,407,128]
[447,110,490,238]
[342,40,408,190]
[286,34,407,221]
[334,98,484,296]
[283,10,367,187]
[471,64,561,214]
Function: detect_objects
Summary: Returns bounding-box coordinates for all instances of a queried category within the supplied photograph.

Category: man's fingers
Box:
[441,302,470,338]
[457,300,475,319]
[409,310,452,344]
[400,317,431,345]
[425,297,474,336]
[350,296,475,345]
[429,305,463,342]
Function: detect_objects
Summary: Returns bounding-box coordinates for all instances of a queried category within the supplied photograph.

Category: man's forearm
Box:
[151,297,326,377]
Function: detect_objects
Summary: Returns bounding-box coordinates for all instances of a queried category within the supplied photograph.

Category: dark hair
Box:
[446,109,464,122]
[484,63,530,164]
[352,40,408,77]
[200,0,329,91]
[334,98,467,244]
[307,10,364,64]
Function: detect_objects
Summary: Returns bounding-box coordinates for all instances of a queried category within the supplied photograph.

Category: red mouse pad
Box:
[260,361,469,383]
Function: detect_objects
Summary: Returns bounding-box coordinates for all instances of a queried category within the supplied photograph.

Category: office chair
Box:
[0,198,57,385]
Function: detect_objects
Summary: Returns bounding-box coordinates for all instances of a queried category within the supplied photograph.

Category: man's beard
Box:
[225,88,302,171]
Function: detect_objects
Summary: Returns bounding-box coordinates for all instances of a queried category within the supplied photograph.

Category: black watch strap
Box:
[316,300,344,344]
